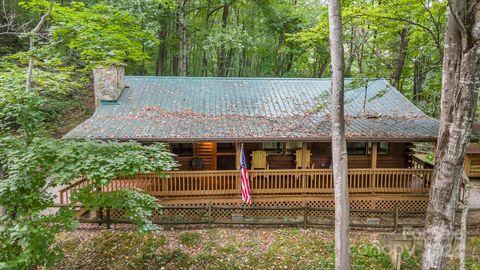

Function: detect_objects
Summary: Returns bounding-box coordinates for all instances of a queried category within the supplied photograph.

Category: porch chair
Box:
[295,149,315,169]
[250,150,269,170]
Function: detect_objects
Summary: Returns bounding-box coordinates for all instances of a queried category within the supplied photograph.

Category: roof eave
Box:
[64,136,438,143]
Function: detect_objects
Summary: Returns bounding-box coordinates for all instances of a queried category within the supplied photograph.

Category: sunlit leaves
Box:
[0,136,176,268]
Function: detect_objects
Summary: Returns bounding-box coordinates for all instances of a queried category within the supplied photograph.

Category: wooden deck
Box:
[59,168,433,204]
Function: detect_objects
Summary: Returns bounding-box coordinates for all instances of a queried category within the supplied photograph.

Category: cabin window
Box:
[347,142,367,155]
[285,142,303,154]
[217,143,236,153]
[378,142,389,155]
[262,142,284,155]
[368,142,389,155]
[170,143,194,156]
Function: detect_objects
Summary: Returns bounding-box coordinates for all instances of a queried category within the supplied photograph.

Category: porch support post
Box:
[235,143,241,170]
[371,142,377,169]
[370,142,378,193]
[302,142,308,191]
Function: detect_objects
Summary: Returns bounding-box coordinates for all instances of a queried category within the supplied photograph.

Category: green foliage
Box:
[48,1,155,69]
[0,135,176,268]
[2,0,448,116]
[73,188,161,232]
[0,54,88,136]
[0,209,76,269]
[426,152,435,162]
[179,232,201,247]
[0,1,178,265]
[18,0,158,74]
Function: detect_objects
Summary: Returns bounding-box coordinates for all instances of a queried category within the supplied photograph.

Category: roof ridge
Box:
[125,76,386,81]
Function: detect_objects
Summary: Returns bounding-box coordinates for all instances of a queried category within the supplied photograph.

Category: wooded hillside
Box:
[1,0,447,124]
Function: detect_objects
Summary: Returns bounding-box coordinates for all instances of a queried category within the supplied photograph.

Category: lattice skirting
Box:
[106,194,429,222]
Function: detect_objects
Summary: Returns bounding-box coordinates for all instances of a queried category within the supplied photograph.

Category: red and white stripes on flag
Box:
[240,144,252,204]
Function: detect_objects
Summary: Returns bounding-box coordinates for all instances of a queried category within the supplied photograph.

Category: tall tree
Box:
[391,27,409,89]
[218,1,230,77]
[25,0,53,92]
[178,0,188,76]
[422,1,479,269]
[327,0,350,269]
[156,15,169,76]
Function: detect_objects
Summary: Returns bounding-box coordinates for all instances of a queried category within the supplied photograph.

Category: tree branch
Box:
[352,13,444,58]
[447,0,468,36]
[25,0,54,92]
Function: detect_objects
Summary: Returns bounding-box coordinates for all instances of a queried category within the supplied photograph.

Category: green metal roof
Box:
[65,77,439,142]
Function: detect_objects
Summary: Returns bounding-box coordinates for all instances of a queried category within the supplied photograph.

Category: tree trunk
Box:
[392,28,409,89]
[421,1,480,270]
[413,58,425,101]
[178,0,188,76]
[218,3,230,77]
[459,175,470,270]
[328,0,350,269]
[25,0,54,92]
[275,34,285,77]
[345,24,355,77]
[156,17,168,76]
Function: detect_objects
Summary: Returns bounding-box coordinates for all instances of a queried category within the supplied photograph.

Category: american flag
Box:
[240,144,252,204]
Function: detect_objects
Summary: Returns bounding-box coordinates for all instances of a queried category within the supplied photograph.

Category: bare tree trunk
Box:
[25,0,53,92]
[413,58,425,101]
[218,3,229,77]
[459,174,470,270]
[178,0,188,76]
[156,17,168,76]
[345,24,355,77]
[421,1,480,269]
[202,0,211,77]
[392,28,409,89]
[328,0,350,269]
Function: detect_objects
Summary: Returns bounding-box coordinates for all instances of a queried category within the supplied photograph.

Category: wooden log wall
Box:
[172,142,411,171]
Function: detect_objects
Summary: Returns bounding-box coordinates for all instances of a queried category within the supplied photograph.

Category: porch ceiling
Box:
[65,77,439,142]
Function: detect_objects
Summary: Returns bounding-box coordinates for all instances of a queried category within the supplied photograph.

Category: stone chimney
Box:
[93,63,126,107]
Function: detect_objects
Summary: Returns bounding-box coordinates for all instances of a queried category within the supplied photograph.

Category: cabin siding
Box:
[172,142,411,170]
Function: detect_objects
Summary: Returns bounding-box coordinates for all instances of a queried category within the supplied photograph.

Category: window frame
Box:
[347,142,368,156]
[367,142,389,155]
[262,142,284,155]
[170,143,194,157]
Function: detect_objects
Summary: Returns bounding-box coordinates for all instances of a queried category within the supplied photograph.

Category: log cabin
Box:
[465,123,480,179]
[62,64,440,220]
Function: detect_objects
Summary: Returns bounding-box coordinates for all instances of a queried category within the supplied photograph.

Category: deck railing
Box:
[59,168,433,204]
[411,155,434,169]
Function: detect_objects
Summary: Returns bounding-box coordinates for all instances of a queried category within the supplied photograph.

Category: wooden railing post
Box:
[394,206,399,232]
[303,202,308,229]
[106,207,111,230]
[162,175,168,197]
[208,201,212,226]
[236,170,242,192]
[370,143,377,193]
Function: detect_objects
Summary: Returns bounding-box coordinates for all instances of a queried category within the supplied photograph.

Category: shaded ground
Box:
[53,228,397,270]
[52,228,480,270]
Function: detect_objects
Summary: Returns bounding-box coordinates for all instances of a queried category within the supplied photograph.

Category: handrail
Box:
[58,177,88,204]
[58,168,433,204]
[412,155,434,169]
